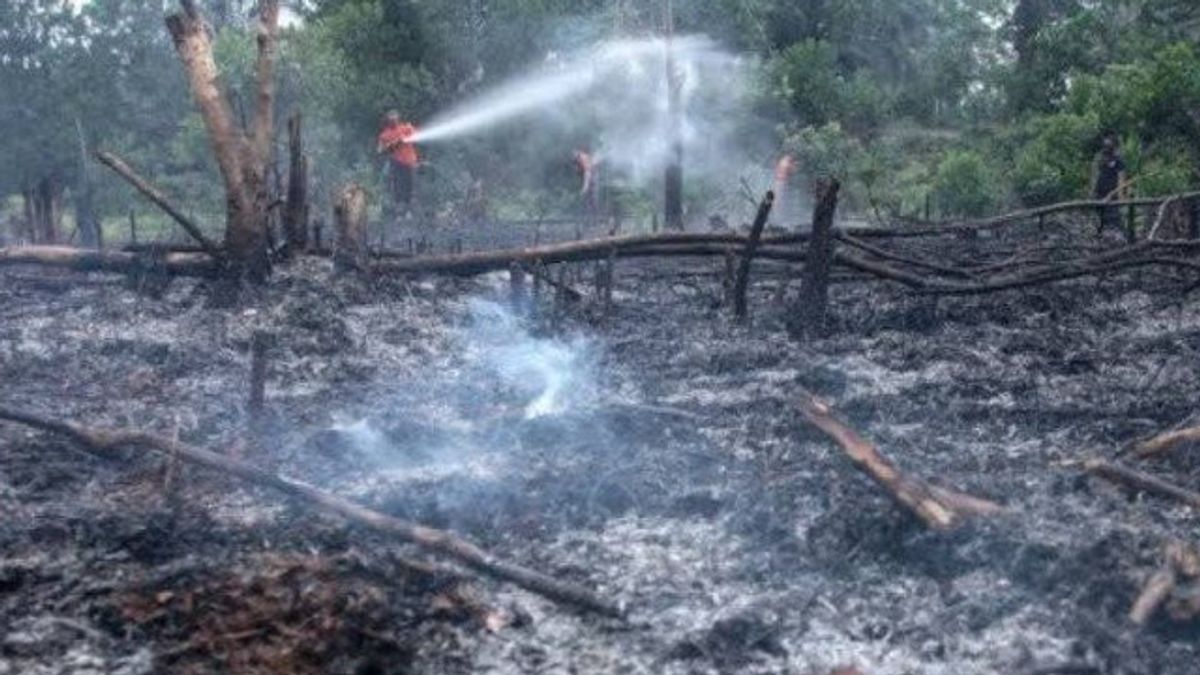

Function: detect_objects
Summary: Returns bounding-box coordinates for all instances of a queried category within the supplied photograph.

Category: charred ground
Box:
[2,230,1199,674]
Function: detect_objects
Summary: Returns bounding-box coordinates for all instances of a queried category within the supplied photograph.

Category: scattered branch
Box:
[0,406,622,618]
[1133,426,1200,460]
[796,390,1002,529]
[1084,459,1200,510]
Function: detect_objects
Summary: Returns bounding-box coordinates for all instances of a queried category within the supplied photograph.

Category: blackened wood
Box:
[795,180,841,334]
[731,191,776,321]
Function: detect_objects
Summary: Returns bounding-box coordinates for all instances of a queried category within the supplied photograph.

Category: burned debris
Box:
[3,0,1200,673]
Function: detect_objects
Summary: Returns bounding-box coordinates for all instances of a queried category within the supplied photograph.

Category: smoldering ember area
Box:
[3,2,1200,674]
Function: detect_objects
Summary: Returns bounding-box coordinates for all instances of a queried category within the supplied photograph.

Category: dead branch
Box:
[732,190,775,320]
[1133,427,1200,460]
[0,406,621,617]
[1131,566,1177,625]
[1084,459,1200,510]
[371,233,805,276]
[837,233,976,280]
[95,151,223,259]
[796,390,1002,529]
[1130,541,1200,625]
[0,246,216,277]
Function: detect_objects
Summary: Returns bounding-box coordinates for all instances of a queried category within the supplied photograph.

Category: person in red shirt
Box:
[773,154,797,226]
[376,110,420,213]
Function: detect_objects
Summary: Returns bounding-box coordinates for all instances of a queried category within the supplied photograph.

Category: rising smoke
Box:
[332,296,600,464]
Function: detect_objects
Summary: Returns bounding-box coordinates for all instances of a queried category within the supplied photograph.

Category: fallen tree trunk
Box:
[95,151,223,259]
[796,390,1002,529]
[0,246,216,277]
[0,406,621,617]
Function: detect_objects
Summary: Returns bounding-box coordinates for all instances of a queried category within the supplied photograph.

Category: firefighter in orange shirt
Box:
[773,154,797,227]
[377,110,420,215]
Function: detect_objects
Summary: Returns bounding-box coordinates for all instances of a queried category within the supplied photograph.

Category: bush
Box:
[1011,112,1100,205]
[1137,149,1195,197]
[932,149,995,217]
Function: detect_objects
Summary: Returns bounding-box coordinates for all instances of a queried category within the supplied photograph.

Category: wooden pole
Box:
[732,191,776,321]
[794,179,841,336]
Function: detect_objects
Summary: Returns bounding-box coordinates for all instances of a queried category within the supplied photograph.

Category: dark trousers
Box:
[389,161,415,210]
[1097,204,1121,235]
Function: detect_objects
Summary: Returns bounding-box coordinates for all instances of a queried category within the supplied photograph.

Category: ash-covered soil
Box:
[2,253,1199,674]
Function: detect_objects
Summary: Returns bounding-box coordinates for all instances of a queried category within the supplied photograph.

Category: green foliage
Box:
[932,150,996,217]
[771,40,845,128]
[1134,145,1196,197]
[1011,112,1100,205]
[782,123,862,182]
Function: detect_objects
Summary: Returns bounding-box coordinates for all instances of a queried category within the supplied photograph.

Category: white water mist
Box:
[411,35,770,204]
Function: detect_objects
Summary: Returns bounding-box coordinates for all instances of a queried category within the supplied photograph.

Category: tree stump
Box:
[334,185,368,273]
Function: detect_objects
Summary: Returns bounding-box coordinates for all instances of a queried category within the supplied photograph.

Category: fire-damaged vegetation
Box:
[4,1,1200,673]
[3,217,1200,672]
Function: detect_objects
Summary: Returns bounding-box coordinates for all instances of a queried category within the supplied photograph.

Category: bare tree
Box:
[165,0,280,284]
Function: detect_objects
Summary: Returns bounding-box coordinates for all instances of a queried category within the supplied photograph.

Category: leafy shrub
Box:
[932,149,995,217]
[1011,112,1100,205]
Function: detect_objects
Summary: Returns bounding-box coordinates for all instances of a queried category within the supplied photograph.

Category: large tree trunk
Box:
[75,118,102,249]
[31,176,64,245]
[165,0,279,284]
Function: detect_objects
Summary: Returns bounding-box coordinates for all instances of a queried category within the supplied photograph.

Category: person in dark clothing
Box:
[1093,131,1128,237]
